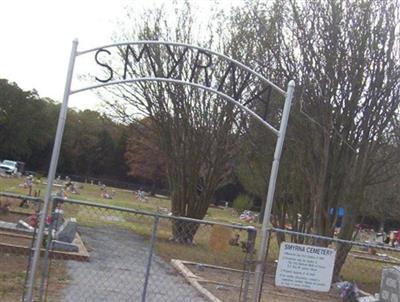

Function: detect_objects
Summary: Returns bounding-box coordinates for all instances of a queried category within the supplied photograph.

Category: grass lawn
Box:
[0,176,387,296]
[0,177,249,225]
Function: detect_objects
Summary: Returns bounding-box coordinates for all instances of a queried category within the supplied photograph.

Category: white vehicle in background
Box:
[0,160,24,175]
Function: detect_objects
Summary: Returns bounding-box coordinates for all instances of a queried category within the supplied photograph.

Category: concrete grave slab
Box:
[52,240,79,253]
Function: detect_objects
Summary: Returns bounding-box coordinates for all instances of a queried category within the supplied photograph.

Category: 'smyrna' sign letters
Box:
[93,42,276,116]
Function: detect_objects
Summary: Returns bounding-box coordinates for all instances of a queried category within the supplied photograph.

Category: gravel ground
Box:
[62,226,206,302]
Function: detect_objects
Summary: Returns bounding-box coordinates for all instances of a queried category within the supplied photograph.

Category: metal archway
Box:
[25,39,294,302]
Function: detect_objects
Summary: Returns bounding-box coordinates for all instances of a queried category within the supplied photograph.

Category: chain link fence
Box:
[3,191,399,302]
[0,192,43,302]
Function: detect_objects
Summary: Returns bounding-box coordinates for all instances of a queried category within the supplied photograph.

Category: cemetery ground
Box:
[0,177,391,301]
[0,194,68,301]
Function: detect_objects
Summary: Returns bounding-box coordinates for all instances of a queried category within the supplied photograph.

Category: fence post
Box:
[141,215,159,302]
[38,197,59,301]
[253,80,295,302]
[242,226,257,302]
[24,39,79,302]
[22,198,43,300]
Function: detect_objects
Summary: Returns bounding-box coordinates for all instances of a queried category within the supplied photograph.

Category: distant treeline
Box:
[0,78,129,181]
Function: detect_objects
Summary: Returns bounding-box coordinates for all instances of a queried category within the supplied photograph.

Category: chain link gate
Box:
[0,193,256,301]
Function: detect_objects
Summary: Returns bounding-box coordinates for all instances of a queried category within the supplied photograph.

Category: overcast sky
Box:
[0,0,241,111]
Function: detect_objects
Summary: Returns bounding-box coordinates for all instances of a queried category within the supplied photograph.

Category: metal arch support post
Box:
[24,39,79,302]
[252,80,295,302]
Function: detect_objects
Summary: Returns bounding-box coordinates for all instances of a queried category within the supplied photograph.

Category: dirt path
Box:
[61,227,206,302]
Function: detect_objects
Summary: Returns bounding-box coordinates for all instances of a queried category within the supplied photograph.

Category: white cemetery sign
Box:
[275,242,336,292]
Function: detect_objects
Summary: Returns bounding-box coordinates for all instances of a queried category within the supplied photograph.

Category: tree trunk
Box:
[171,220,200,244]
[150,182,156,196]
[332,203,358,281]
[332,242,352,282]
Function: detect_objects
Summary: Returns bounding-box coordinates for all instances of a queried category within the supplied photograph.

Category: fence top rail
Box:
[272,227,400,253]
[0,191,43,203]
[54,196,256,232]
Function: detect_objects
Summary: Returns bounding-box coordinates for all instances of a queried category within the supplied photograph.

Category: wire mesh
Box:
[0,193,42,302]
[35,198,256,302]
[3,192,398,302]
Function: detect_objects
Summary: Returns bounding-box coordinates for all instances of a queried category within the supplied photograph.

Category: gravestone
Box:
[55,218,77,243]
[52,208,65,230]
[16,220,34,231]
[380,266,400,302]
[1,220,33,234]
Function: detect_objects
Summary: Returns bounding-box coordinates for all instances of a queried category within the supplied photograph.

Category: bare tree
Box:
[98,2,272,242]
[361,134,400,228]
[229,0,400,279]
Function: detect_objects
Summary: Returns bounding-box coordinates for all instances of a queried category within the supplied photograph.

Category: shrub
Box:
[233,194,253,213]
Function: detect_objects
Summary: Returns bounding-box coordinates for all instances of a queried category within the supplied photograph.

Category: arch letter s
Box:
[95,49,113,83]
